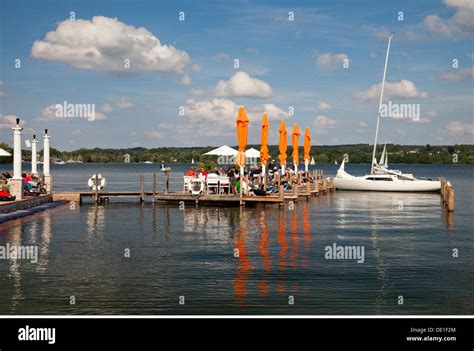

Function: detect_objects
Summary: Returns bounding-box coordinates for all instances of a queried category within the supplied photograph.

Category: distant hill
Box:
[1,142,473,164]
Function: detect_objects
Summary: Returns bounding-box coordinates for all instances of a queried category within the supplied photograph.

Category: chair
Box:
[218,176,230,194]
[183,176,193,193]
[206,174,219,194]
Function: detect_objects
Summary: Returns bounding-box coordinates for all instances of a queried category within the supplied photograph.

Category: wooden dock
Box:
[52,171,335,206]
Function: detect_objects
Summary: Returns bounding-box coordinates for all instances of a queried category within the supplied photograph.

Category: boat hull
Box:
[334,177,441,192]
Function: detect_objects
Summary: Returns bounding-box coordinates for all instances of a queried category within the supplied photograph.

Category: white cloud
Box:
[250,104,288,121]
[423,0,474,37]
[439,67,474,81]
[179,98,288,138]
[371,28,391,40]
[188,88,205,97]
[411,111,437,124]
[445,121,474,135]
[215,71,272,98]
[317,101,333,111]
[180,74,192,85]
[183,98,238,126]
[31,16,190,79]
[191,64,202,72]
[36,104,108,121]
[0,115,25,129]
[144,130,165,139]
[116,97,135,109]
[214,52,230,61]
[314,115,339,134]
[316,53,348,71]
[100,103,113,113]
[354,79,429,102]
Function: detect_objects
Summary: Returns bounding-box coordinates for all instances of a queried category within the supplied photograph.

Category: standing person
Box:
[228,167,236,194]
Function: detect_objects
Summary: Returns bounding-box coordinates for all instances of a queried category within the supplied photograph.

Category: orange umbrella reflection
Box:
[277,210,287,294]
[234,224,251,303]
[258,210,271,296]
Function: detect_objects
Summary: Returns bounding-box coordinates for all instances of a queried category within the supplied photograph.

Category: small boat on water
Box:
[191,158,195,164]
[334,160,338,165]
[334,35,440,193]
[310,156,315,165]
[143,161,153,164]
[160,163,171,172]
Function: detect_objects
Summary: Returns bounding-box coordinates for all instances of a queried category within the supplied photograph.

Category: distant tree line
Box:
[1,142,473,164]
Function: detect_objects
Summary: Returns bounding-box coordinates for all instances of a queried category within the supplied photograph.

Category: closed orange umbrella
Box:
[236,106,249,201]
[260,113,269,166]
[278,119,287,173]
[292,123,301,169]
[236,106,249,166]
[303,127,311,164]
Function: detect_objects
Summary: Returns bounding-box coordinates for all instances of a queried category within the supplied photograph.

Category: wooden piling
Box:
[152,173,156,202]
[94,173,99,204]
[447,186,455,212]
[164,172,169,194]
[329,177,334,193]
[139,174,145,203]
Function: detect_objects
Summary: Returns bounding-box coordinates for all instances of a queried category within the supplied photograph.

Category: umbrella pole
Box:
[262,164,266,189]
[240,166,243,206]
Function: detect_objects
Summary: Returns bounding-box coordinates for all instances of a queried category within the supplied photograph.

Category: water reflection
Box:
[9,224,22,313]
[87,205,105,239]
[258,210,271,296]
[234,211,251,303]
[36,211,52,274]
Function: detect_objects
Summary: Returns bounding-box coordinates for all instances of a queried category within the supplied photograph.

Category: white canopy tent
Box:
[245,148,260,158]
[203,145,238,156]
[0,148,12,157]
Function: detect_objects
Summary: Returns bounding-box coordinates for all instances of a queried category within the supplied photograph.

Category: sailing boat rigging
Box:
[334,34,441,192]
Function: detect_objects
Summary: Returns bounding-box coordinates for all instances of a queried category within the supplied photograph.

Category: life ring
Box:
[190,178,204,196]
[88,174,107,191]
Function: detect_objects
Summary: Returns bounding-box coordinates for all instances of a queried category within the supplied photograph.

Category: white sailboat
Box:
[191,158,195,164]
[310,156,315,165]
[334,35,440,193]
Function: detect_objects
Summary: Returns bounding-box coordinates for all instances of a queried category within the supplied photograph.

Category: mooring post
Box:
[293,175,298,197]
[94,173,99,204]
[152,173,157,202]
[165,172,169,194]
[447,186,455,212]
[140,174,145,203]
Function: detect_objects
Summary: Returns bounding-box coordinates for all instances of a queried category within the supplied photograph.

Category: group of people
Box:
[0,171,45,201]
[185,161,314,196]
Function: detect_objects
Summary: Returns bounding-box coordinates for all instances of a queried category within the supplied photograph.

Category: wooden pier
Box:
[52,171,335,206]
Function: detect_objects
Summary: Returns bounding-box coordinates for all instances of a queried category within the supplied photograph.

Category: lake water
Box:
[0,163,472,315]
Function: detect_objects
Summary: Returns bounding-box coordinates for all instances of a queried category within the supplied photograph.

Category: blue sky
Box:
[0,0,472,150]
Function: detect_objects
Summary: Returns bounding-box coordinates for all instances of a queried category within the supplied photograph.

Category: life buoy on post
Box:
[88,174,107,191]
[190,178,204,196]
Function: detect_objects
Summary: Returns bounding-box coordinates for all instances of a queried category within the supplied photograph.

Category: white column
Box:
[31,135,38,175]
[43,129,52,193]
[305,160,309,173]
[294,164,298,174]
[12,118,23,180]
[281,164,286,175]
[261,164,266,177]
[43,130,51,177]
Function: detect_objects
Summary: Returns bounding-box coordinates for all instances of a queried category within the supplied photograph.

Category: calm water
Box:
[0,163,472,315]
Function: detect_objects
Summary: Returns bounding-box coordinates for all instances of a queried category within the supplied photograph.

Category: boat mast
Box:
[370,34,393,174]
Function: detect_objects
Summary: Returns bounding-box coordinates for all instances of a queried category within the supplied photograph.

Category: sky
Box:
[0,0,473,150]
